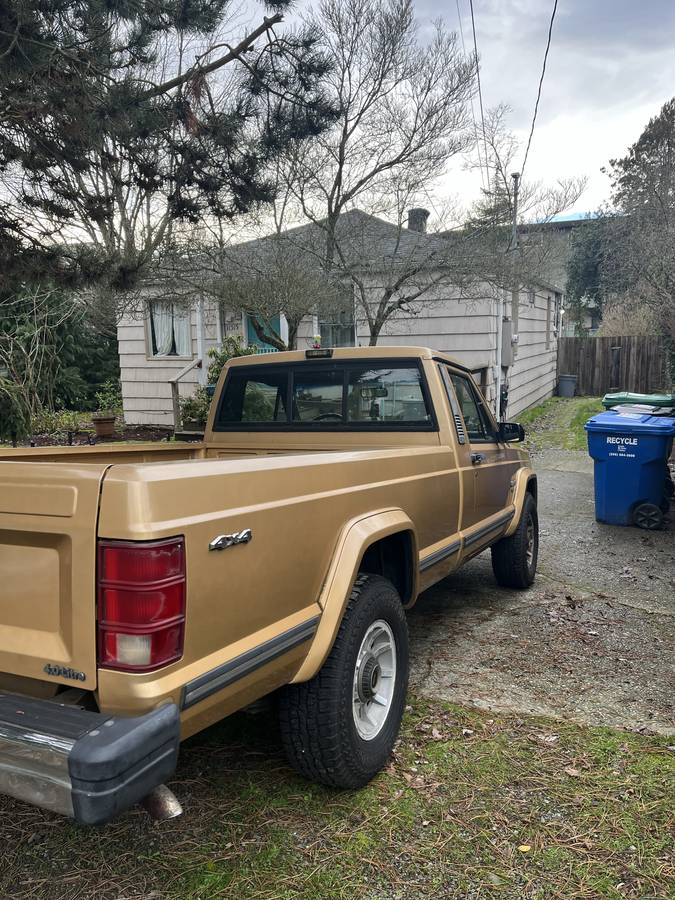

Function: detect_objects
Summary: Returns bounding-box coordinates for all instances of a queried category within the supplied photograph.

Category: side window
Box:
[347,366,431,424]
[449,373,497,443]
[217,369,288,424]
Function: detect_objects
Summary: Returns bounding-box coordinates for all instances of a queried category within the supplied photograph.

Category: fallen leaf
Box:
[518,844,531,853]
[564,766,581,777]
[422,819,430,827]
[431,728,443,741]
[462,727,474,736]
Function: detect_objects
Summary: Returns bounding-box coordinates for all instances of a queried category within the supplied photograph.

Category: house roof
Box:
[222,208,454,274]
[219,207,564,292]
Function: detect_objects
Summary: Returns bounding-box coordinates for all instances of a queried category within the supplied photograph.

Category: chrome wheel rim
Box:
[526,515,536,568]
[352,620,396,741]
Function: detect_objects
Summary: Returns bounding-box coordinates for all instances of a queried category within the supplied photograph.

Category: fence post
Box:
[610,345,621,391]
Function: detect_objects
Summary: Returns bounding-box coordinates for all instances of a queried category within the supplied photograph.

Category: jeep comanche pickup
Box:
[0,347,538,824]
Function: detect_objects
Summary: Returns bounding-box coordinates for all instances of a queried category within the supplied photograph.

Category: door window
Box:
[449,373,497,443]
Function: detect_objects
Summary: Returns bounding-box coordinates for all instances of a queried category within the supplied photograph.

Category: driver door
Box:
[446,370,513,529]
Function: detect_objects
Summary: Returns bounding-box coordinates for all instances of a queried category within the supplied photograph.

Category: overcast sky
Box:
[416,0,675,216]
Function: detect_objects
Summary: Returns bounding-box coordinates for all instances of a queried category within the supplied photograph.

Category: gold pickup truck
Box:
[0,347,537,824]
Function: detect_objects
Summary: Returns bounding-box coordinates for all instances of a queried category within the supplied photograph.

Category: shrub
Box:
[94,378,123,416]
[0,380,31,445]
[206,337,255,384]
[179,386,211,426]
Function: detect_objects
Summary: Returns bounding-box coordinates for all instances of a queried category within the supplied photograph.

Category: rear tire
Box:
[279,574,408,789]
[491,493,538,589]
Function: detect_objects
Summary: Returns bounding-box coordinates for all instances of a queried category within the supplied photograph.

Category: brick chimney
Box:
[407,208,430,233]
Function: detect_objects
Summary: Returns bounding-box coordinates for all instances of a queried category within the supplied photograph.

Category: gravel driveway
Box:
[408,449,675,735]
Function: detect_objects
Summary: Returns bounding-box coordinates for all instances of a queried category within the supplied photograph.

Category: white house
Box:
[117,209,563,427]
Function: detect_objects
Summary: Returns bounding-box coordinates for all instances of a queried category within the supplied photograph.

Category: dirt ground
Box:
[408,448,675,736]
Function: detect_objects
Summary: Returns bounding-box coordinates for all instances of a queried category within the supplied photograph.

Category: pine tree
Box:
[0,0,335,296]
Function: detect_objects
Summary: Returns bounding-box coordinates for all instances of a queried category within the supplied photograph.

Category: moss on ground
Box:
[2,697,672,899]
[521,396,604,452]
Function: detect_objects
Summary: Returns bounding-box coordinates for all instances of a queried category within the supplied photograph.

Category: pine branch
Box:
[137,15,283,102]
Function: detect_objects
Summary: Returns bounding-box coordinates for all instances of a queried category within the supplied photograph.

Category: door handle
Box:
[471,452,486,465]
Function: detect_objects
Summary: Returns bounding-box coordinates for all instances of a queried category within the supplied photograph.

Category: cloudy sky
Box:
[416,0,675,215]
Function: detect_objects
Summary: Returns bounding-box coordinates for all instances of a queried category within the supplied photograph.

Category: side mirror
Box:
[499,422,525,443]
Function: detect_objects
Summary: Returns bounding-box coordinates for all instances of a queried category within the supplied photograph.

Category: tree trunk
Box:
[248,314,287,351]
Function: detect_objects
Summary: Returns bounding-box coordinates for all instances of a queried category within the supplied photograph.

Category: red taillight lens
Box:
[97,538,186,672]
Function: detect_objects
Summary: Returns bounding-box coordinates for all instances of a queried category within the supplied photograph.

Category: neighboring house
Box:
[117,209,563,426]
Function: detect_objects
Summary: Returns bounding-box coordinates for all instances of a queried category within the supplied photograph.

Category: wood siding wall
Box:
[557,336,669,396]
[117,305,220,426]
[118,284,560,425]
[507,289,559,416]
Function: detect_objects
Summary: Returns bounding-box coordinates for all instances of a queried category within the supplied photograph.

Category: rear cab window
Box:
[214,360,436,431]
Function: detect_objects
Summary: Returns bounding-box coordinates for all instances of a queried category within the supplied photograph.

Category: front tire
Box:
[279,574,409,789]
[491,492,539,589]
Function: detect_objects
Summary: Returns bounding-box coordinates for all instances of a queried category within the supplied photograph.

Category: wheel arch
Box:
[291,509,417,683]
[503,467,537,537]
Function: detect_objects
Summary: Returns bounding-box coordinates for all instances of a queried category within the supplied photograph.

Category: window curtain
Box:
[151,301,174,356]
[172,304,192,356]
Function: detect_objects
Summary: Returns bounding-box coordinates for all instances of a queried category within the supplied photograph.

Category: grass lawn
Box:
[3,697,672,899]
[520,397,604,452]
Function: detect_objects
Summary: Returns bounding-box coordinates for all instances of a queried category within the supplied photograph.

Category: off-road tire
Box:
[279,574,408,789]
[491,493,538,589]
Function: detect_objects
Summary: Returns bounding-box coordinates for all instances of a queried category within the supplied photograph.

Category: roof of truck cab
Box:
[226,346,470,370]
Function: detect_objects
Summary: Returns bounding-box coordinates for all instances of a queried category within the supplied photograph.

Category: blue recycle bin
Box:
[585,410,675,529]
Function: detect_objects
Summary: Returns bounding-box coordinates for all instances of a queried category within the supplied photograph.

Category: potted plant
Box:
[92,379,122,439]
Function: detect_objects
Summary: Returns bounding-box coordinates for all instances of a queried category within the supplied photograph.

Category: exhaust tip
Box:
[141,784,183,821]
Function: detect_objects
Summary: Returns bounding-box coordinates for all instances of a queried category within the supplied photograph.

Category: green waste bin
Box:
[602,391,675,410]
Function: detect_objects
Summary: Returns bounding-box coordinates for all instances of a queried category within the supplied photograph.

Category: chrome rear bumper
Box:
[0,692,179,824]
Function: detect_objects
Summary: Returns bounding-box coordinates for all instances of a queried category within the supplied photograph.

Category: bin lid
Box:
[609,404,675,417]
[585,410,675,435]
[602,391,675,409]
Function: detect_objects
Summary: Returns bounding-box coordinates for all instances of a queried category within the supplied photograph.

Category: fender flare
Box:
[503,467,537,537]
[291,508,417,683]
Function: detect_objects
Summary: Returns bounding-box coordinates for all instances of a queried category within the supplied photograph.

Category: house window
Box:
[319,298,355,348]
[148,302,192,357]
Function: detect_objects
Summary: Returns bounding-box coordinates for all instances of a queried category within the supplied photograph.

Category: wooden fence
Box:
[557,336,670,396]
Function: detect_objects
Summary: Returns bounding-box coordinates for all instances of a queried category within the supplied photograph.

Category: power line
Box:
[468,0,490,190]
[456,0,487,192]
[521,0,558,179]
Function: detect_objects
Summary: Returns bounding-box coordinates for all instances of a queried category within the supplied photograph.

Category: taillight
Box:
[97,537,186,672]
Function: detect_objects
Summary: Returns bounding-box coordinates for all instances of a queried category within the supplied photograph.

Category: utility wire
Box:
[521,0,558,179]
[457,0,487,192]
[468,0,490,190]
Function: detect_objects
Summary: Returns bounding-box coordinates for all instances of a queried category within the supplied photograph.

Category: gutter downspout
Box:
[196,299,206,385]
[495,291,504,420]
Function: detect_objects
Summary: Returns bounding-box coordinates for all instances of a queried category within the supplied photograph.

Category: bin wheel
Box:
[633,503,663,530]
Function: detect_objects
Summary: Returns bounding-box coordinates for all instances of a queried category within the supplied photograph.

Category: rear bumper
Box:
[0,692,180,825]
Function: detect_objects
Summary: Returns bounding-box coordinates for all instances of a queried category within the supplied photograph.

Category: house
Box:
[117,209,564,426]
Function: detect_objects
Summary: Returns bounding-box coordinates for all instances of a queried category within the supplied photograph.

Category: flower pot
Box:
[93,415,116,438]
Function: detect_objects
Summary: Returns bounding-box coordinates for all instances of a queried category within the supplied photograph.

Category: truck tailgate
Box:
[0,462,108,689]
